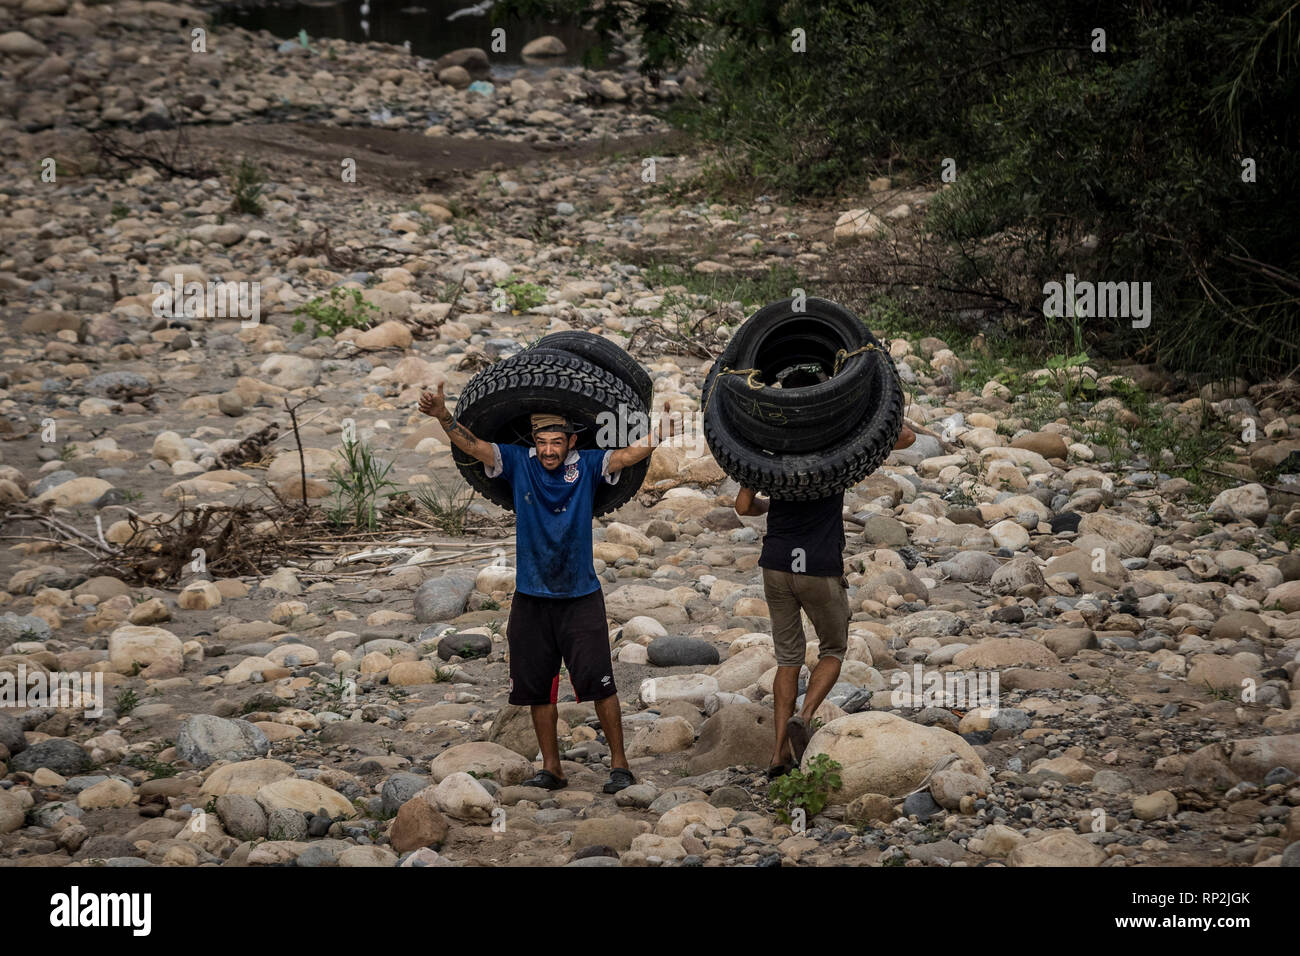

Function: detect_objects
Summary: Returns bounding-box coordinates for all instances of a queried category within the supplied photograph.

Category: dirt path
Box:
[186,124,691,193]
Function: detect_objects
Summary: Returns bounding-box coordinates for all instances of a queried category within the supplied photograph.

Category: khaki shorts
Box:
[761,568,850,667]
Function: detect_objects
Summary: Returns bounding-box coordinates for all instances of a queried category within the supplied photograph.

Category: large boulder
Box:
[990,556,1046,595]
[255,779,356,819]
[11,738,90,775]
[605,584,689,626]
[1006,830,1106,867]
[710,647,777,692]
[430,773,496,822]
[201,758,296,796]
[1227,734,1300,783]
[389,795,449,852]
[952,638,1058,669]
[638,674,718,708]
[429,741,532,786]
[1076,512,1155,558]
[486,703,538,759]
[647,636,720,667]
[1208,483,1270,525]
[108,625,185,678]
[413,569,479,623]
[801,712,988,803]
[687,702,774,774]
[175,715,270,769]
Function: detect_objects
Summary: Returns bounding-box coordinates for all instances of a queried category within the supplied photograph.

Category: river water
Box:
[211,0,599,72]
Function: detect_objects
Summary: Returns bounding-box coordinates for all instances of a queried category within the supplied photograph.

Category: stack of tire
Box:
[450,331,654,516]
[702,297,904,499]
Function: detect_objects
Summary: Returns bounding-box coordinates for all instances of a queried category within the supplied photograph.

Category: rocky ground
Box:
[2,2,1300,869]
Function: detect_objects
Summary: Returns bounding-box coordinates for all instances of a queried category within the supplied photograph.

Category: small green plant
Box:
[308,674,355,713]
[1202,682,1238,702]
[115,688,139,716]
[109,201,129,221]
[58,443,76,461]
[294,287,378,338]
[124,753,178,779]
[767,753,842,825]
[502,280,548,313]
[291,318,307,335]
[326,438,399,531]
[411,475,475,536]
[466,770,495,781]
[432,666,457,683]
[479,598,500,612]
[228,156,266,216]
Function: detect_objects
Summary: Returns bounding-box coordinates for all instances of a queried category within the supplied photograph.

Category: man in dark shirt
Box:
[735,424,914,777]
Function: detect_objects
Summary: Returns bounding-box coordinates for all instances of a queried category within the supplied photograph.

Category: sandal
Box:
[522,769,568,790]
[786,715,812,765]
[602,767,635,794]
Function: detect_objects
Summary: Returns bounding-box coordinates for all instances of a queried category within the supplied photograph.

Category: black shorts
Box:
[506,588,617,706]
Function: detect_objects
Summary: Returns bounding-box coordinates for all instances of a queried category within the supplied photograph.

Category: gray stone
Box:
[935,551,1000,584]
[861,515,910,548]
[437,631,492,661]
[0,613,52,642]
[266,807,308,841]
[0,713,28,755]
[647,636,720,667]
[413,569,479,623]
[902,791,942,821]
[687,702,774,774]
[381,772,428,815]
[174,714,270,769]
[11,738,90,775]
[31,470,77,497]
[87,371,150,393]
[214,793,267,840]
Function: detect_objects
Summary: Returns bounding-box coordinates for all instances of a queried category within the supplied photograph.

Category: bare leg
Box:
[530,703,564,779]
[799,656,842,722]
[771,665,801,766]
[592,693,628,770]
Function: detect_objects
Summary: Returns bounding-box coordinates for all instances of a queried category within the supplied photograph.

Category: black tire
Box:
[451,350,649,516]
[716,297,879,453]
[533,331,654,409]
[702,345,905,500]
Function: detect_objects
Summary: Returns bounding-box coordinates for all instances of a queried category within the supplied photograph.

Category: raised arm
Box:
[419,382,495,468]
[735,486,769,516]
[605,400,678,474]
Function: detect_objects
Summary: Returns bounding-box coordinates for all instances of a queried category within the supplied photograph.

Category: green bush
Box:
[294,288,378,338]
[500,0,1300,379]
[767,752,842,824]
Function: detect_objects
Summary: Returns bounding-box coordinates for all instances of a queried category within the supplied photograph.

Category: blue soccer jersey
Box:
[487,443,618,598]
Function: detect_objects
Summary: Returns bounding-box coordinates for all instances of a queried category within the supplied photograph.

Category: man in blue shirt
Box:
[420,383,670,794]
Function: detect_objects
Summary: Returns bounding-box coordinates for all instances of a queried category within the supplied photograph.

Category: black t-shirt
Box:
[757,491,845,577]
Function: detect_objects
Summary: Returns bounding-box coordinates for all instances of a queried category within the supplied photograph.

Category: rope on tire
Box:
[705,342,890,416]
[702,365,764,416]
[831,341,884,376]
